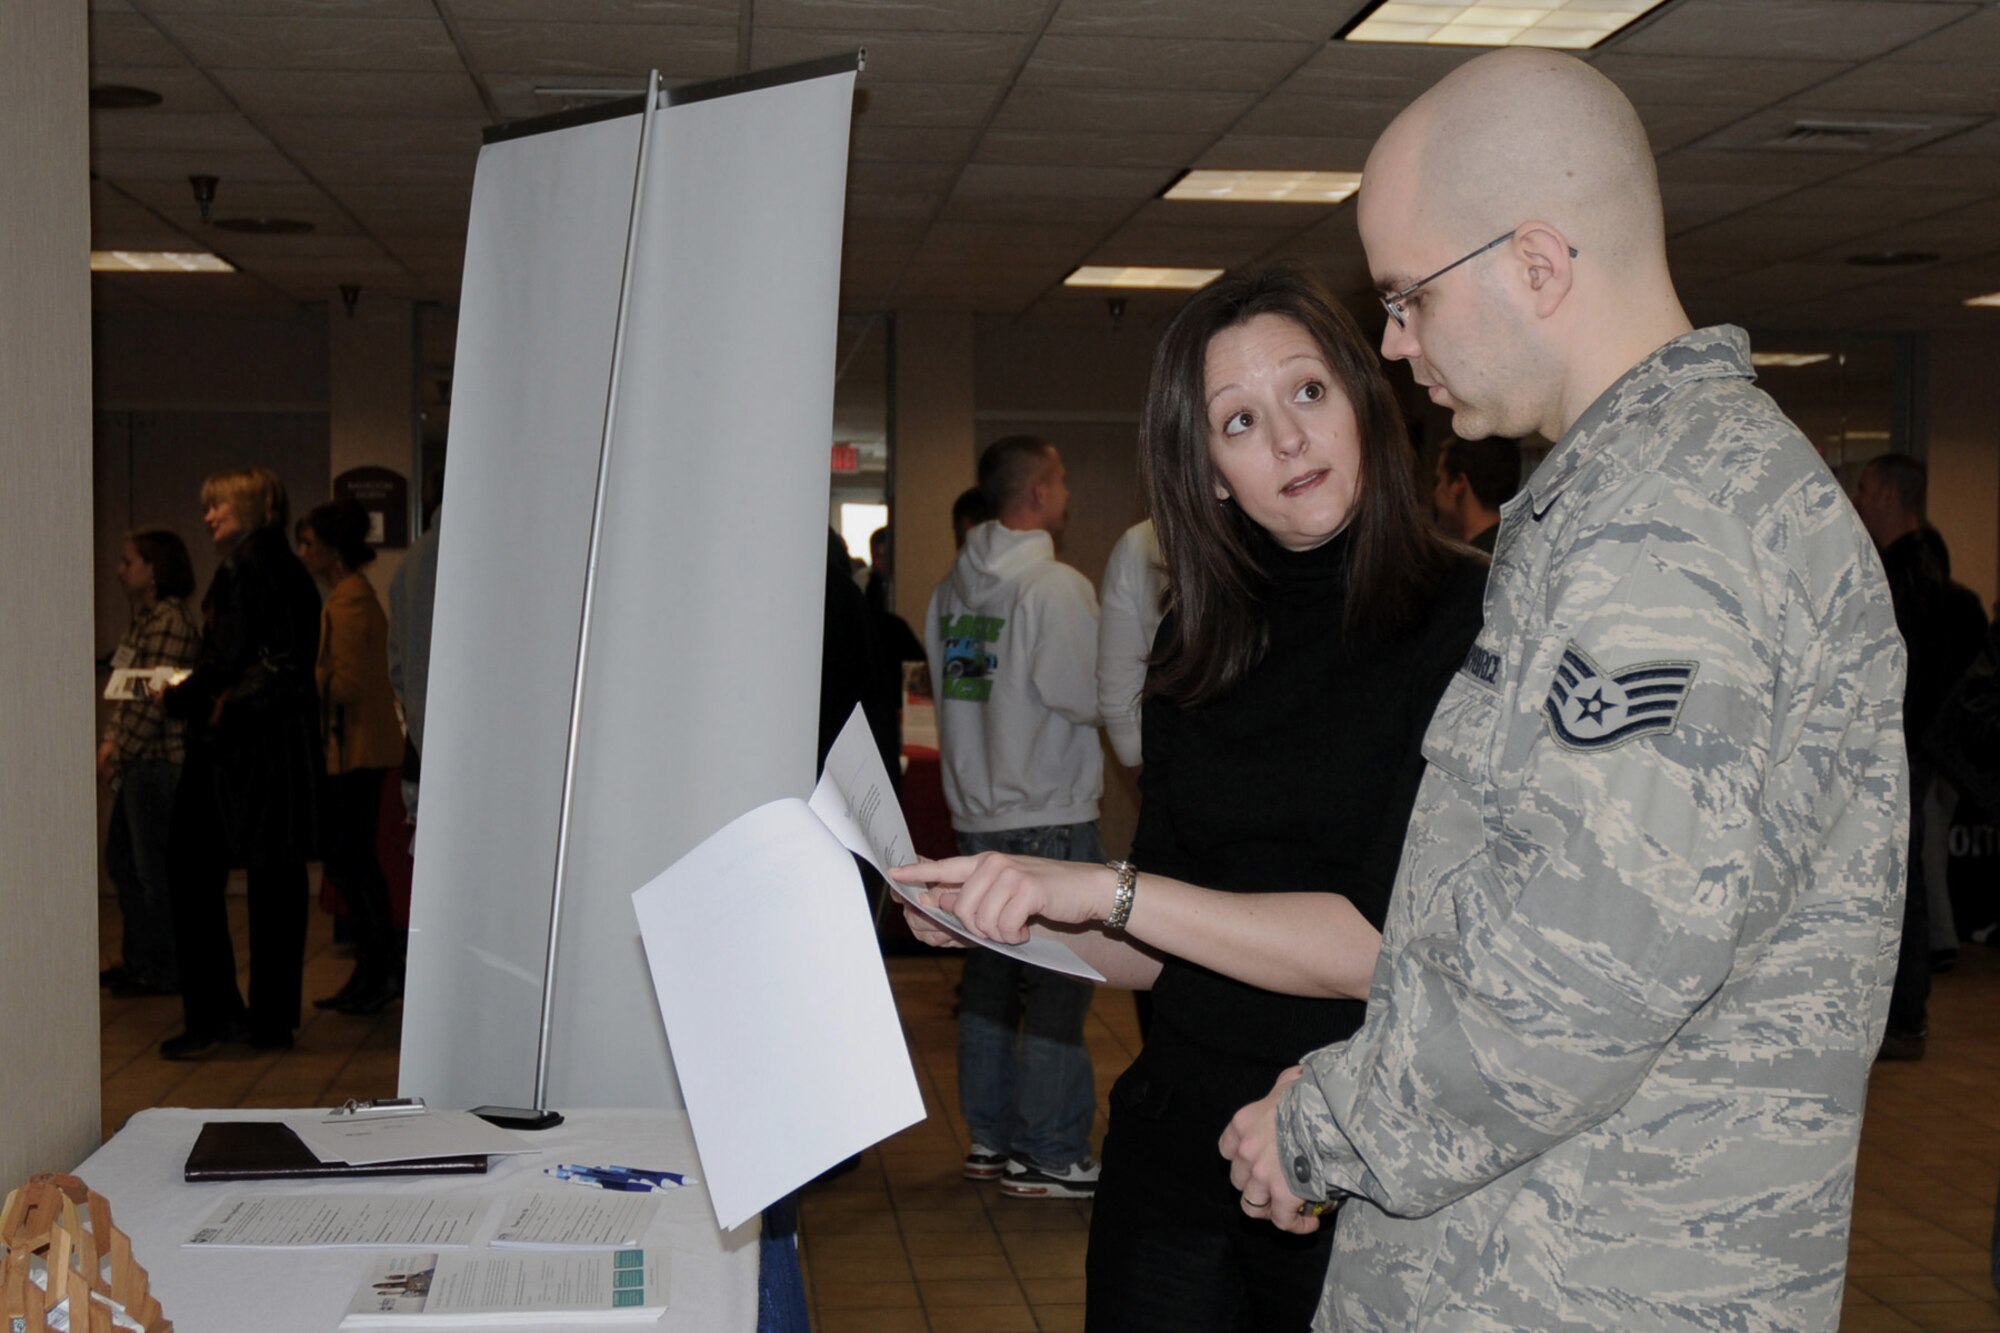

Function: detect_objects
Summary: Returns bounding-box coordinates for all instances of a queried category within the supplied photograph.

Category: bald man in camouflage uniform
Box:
[1221,50,1907,1333]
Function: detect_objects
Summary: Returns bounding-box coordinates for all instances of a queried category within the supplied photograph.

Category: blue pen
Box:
[544,1163,694,1191]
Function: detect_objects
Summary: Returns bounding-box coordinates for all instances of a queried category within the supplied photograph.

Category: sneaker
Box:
[963,1143,1010,1181]
[1000,1157,1099,1200]
[1877,1029,1927,1062]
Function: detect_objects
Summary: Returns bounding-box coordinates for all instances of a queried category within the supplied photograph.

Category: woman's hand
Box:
[95,741,120,788]
[892,853,1113,944]
[1219,1065,1324,1235]
[899,902,967,949]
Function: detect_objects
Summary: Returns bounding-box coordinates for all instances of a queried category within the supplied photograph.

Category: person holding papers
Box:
[898,266,1485,1331]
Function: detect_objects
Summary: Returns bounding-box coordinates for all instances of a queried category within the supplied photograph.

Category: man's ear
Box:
[1514,221,1574,319]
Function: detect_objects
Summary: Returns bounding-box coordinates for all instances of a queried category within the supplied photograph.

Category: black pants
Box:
[1888,763,1934,1038]
[168,759,308,1040]
[1086,1059,1331,1332]
[322,768,399,981]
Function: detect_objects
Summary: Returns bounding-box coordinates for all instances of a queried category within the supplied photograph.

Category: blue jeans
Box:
[104,758,181,988]
[955,822,1101,1171]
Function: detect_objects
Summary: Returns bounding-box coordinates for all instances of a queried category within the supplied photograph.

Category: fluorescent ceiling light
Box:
[1343,0,1669,50]
[91,250,235,273]
[1750,352,1832,368]
[1065,266,1224,291]
[1966,291,2000,308]
[1164,170,1363,205]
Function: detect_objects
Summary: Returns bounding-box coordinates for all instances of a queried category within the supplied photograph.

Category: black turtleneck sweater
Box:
[1131,529,1487,1112]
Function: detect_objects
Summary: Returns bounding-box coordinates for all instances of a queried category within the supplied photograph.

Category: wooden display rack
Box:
[0,1172,171,1332]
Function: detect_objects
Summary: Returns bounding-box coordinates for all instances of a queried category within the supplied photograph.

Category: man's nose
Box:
[1380,315,1419,363]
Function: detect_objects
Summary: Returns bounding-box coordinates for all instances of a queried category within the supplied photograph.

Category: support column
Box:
[0,0,101,1179]
[890,310,978,630]
[328,298,420,596]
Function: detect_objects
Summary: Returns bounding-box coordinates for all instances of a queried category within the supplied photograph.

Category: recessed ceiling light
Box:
[1966,291,2000,308]
[1750,352,1832,368]
[1341,0,1671,50]
[90,84,163,110]
[1163,170,1363,205]
[213,217,316,235]
[1844,251,1939,268]
[90,250,236,273]
[1064,266,1225,291]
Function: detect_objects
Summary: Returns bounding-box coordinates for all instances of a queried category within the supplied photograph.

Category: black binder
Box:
[182,1121,490,1183]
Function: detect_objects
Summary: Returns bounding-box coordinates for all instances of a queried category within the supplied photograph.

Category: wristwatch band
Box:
[1105,860,1138,931]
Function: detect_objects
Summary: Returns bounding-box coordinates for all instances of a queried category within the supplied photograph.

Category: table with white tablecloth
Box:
[73,1107,762,1332]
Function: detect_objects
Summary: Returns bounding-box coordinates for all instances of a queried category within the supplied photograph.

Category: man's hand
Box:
[95,741,120,788]
[1219,1065,1324,1235]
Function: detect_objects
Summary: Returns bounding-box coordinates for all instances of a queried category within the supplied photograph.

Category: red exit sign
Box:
[830,443,860,474]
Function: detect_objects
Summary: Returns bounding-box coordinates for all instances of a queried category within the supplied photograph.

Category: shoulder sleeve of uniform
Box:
[1277,471,1838,1215]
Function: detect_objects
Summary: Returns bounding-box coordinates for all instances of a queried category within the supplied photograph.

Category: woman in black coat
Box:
[160,466,324,1058]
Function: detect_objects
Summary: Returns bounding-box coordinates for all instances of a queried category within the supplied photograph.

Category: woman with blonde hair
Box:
[160,466,323,1058]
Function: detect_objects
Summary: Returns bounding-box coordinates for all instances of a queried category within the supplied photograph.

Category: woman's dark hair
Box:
[128,527,196,600]
[1142,262,1456,706]
[301,498,377,569]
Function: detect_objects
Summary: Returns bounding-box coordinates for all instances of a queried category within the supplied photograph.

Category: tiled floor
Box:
[100,900,2000,1331]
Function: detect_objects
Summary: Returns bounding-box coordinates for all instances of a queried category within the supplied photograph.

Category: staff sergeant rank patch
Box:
[1544,642,1697,752]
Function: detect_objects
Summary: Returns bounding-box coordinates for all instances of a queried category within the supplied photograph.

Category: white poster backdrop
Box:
[401,65,858,1111]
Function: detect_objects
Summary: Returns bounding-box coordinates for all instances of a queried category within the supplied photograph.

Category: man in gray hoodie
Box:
[926,434,1104,1199]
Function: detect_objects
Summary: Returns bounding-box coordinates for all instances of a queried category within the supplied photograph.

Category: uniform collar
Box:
[1524,325,1754,521]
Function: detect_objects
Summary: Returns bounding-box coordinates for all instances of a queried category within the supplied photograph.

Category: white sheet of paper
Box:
[183,1194,487,1248]
[631,797,924,1231]
[103,665,185,701]
[286,1110,536,1166]
[809,704,1105,983]
[489,1190,660,1249]
[341,1250,667,1325]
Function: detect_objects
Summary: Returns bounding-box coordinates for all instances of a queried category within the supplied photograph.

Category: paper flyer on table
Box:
[632,796,924,1231]
[809,704,1104,982]
[183,1194,487,1248]
[340,1250,667,1326]
[287,1109,537,1166]
[489,1190,659,1248]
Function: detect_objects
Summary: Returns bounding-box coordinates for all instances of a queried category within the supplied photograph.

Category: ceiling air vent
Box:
[1693,110,1975,156]
[1771,119,1928,151]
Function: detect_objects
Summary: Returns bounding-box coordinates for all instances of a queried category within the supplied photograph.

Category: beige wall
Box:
[890,311,979,628]
[1,0,103,1180]
[1926,332,2000,611]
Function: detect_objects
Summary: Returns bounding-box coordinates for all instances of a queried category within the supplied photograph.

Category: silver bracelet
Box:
[1104,860,1137,931]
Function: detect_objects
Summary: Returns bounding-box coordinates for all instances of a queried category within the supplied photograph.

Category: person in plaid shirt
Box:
[98,528,201,996]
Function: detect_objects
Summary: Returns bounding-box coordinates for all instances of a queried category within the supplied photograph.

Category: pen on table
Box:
[544,1163,695,1191]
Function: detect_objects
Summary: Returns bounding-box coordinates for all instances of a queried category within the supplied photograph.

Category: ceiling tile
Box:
[141,0,436,16]
[1847,148,2000,188]
[938,193,1136,224]
[1019,35,1315,91]
[1084,230,1276,270]
[1277,41,1481,101]
[258,116,486,157]
[850,124,982,163]
[156,15,463,71]
[344,206,473,239]
[215,68,488,118]
[1586,53,1851,108]
[283,148,477,187]
[330,182,473,213]
[756,0,1049,32]
[1190,132,1371,172]
[845,190,945,219]
[989,85,1256,136]
[450,0,737,20]
[1785,63,2000,117]
[1917,118,2000,158]
[975,129,1213,169]
[1881,3,2000,63]
[90,110,273,152]
[453,22,739,77]
[1124,196,1341,230]
[1609,0,1972,63]
[90,66,232,113]
[1046,0,1367,42]
[1761,180,1994,225]
[90,14,193,66]
[1657,149,1862,190]
[1229,92,1405,141]
[849,161,960,195]
[954,162,1174,200]
[852,81,999,127]
[210,233,397,263]
[92,146,308,184]
[754,28,1030,82]
[1637,103,1758,155]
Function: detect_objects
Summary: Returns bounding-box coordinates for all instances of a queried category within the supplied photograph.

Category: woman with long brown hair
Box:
[898,265,1490,1329]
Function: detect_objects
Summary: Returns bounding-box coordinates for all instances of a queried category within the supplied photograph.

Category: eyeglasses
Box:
[1379,229,1578,329]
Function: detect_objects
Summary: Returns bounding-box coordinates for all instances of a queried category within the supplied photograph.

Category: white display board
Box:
[401,60,858,1111]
